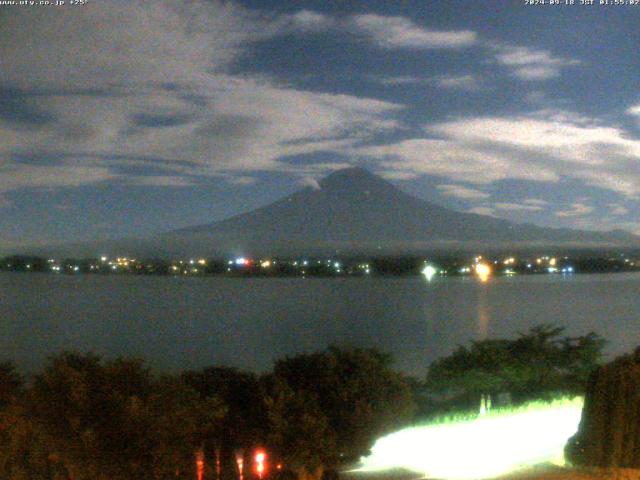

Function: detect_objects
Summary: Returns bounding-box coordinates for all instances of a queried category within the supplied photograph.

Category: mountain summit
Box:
[162,167,638,255]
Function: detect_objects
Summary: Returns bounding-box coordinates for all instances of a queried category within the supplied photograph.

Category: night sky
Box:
[1,0,640,252]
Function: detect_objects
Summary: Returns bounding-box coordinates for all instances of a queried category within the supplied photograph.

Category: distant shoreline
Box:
[3,252,639,278]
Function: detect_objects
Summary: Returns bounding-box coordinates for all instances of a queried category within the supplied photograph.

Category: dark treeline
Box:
[0,327,604,480]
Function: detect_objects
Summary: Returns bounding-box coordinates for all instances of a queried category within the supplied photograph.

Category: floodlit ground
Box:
[345,466,640,480]
[354,398,585,480]
[506,465,640,480]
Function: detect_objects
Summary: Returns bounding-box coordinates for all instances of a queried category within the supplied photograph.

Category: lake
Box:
[1,272,638,377]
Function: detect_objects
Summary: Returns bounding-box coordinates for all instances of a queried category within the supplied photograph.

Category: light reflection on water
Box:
[476,285,490,340]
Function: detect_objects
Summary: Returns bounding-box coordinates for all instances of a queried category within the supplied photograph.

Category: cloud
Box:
[468,207,496,217]
[494,202,544,212]
[608,203,629,216]
[627,104,640,117]
[53,204,74,211]
[434,75,479,90]
[437,184,490,200]
[493,46,580,81]
[376,76,430,86]
[555,202,594,218]
[523,198,549,207]
[224,176,256,186]
[0,1,401,197]
[349,14,477,49]
[282,11,478,50]
[0,1,272,91]
[0,164,116,191]
[300,176,321,190]
[0,194,11,210]
[356,109,640,198]
[286,10,334,32]
[127,176,195,187]
[374,74,480,91]
[357,137,559,184]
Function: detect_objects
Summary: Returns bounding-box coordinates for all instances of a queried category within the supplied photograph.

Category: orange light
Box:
[475,263,492,283]
[196,451,205,480]
[255,450,267,479]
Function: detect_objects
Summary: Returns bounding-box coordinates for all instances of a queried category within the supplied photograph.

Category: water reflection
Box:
[477,285,490,340]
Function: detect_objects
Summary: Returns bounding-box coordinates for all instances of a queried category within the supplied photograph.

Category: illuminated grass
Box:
[356,397,584,480]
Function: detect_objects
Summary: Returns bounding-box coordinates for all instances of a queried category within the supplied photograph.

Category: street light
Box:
[255,450,266,480]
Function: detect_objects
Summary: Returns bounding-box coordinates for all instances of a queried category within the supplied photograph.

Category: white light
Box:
[422,265,437,281]
[235,257,246,265]
[357,397,583,480]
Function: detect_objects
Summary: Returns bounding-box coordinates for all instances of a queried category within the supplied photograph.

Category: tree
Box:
[271,346,417,468]
[17,352,226,480]
[182,367,264,480]
[147,376,226,480]
[25,352,156,479]
[0,362,22,409]
[425,324,605,412]
[263,377,335,480]
[565,347,640,467]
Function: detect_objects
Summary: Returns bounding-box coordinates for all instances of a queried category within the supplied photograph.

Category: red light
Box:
[196,454,205,480]
[254,450,267,479]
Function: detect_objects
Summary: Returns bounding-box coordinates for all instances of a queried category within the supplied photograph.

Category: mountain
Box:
[27,167,639,257]
[157,167,638,256]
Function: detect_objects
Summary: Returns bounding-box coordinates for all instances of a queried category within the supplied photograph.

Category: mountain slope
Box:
[28,167,639,257]
[160,167,639,255]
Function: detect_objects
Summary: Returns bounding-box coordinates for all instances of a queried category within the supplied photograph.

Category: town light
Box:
[474,263,491,282]
[422,265,437,282]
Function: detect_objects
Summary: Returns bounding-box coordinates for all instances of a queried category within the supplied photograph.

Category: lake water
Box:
[2,272,638,377]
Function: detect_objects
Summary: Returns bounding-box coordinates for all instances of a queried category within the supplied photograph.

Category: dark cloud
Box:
[0,88,56,128]
[131,112,195,128]
[194,114,261,139]
[11,152,69,166]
